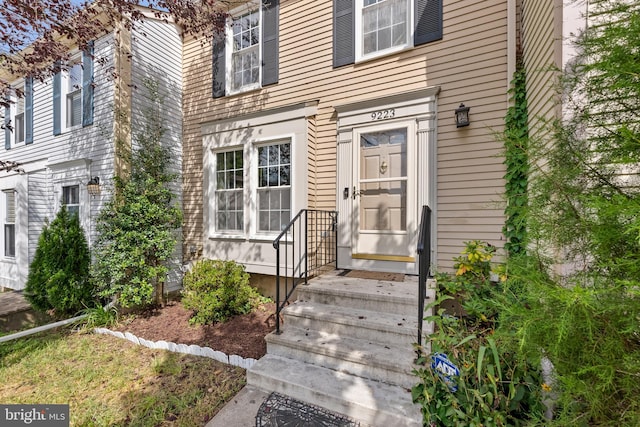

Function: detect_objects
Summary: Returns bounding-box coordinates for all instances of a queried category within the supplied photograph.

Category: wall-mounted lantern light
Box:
[87,177,101,196]
[455,103,471,128]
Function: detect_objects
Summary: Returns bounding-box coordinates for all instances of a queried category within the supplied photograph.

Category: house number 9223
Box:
[371,109,395,120]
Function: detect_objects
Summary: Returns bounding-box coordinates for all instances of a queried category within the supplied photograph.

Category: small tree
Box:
[25,206,94,317]
[93,79,182,308]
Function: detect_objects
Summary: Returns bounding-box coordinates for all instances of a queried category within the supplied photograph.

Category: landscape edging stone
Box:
[93,328,257,369]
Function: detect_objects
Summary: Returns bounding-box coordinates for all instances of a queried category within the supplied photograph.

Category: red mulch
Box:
[112,301,276,360]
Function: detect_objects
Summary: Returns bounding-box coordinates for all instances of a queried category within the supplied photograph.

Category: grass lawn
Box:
[0,329,246,426]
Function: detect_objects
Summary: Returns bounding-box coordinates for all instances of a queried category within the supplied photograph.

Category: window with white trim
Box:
[62,185,80,218]
[53,43,94,135]
[361,0,409,57]
[332,0,442,67]
[212,0,279,98]
[215,149,244,231]
[4,79,33,149]
[65,61,83,128]
[209,139,293,236]
[257,142,290,232]
[14,96,25,144]
[4,190,15,257]
[231,10,261,93]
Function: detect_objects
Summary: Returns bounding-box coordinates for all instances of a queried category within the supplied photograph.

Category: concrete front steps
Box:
[248,270,435,427]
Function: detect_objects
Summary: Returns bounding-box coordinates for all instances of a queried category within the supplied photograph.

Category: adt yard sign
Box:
[431,353,460,392]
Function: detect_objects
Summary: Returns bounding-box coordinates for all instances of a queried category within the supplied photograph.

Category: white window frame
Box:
[3,190,16,258]
[208,137,294,240]
[8,82,26,147]
[62,56,83,132]
[255,140,291,234]
[62,184,80,218]
[49,159,92,243]
[213,147,245,233]
[225,3,262,95]
[355,0,413,62]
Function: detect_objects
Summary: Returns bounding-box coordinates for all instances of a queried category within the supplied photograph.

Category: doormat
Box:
[341,269,405,282]
[256,392,360,427]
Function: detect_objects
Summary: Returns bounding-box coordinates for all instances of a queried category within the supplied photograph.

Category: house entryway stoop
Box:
[245,270,436,427]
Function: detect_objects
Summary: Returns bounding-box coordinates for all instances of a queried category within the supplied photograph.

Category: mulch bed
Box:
[112,301,276,360]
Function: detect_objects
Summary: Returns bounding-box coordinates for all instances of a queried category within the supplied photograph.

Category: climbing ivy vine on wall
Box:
[502,65,528,257]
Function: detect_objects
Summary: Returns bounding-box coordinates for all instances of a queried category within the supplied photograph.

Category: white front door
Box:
[352,121,416,260]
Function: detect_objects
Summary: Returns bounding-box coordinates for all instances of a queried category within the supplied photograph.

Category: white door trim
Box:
[335,87,439,274]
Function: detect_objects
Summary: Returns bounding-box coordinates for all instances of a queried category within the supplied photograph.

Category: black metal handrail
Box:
[416,205,432,348]
[273,209,338,334]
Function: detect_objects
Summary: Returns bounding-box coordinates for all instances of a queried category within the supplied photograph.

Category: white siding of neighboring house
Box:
[0,34,116,290]
[0,14,184,291]
[27,169,48,263]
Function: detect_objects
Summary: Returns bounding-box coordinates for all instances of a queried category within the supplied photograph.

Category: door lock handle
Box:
[352,186,363,199]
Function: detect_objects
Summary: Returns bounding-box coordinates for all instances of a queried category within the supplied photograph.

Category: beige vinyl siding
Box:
[521,0,562,137]
[183,0,511,270]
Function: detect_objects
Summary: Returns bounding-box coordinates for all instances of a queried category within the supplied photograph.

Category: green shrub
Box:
[435,240,500,320]
[413,241,544,427]
[413,306,544,427]
[501,256,640,426]
[25,206,95,317]
[181,259,265,325]
[93,79,182,309]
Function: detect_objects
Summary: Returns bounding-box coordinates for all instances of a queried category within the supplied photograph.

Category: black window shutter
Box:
[414,0,443,46]
[82,41,94,127]
[333,0,355,67]
[53,61,61,136]
[212,29,226,98]
[4,106,10,150]
[262,0,279,86]
[25,77,33,144]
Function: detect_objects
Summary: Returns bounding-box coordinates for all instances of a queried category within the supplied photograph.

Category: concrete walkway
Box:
[206,386,270,427]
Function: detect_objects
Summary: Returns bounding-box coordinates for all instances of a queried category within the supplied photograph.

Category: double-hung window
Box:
[212,142,291,234]
[231,10,261,92]
[212,0,279,97]
[62,185,80,218]
[4,78,33,149]
[66,62,83,128]
[52,42,94,135]
[361,0,410,57]
[215,149,244,231]
[257,142,290,232]
[333,0,443,66]
[14,97,25,144]
[4,190,15,258]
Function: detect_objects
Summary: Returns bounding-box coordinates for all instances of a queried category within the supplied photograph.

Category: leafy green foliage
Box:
[435,240,499,320]
[500,2,640,424]
[502,65,529,257]
[77,305,119,330]
[501,257,640,426]
[93,79,182,308]
[181,259,267,325]
[413,242,544,426]
[25,206,95,317]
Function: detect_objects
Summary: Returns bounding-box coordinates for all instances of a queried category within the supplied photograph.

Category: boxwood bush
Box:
[181,259,265,325]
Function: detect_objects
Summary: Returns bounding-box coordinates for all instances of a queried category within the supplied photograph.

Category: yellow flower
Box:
[542,383,552,392]
[456,264,469,276]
